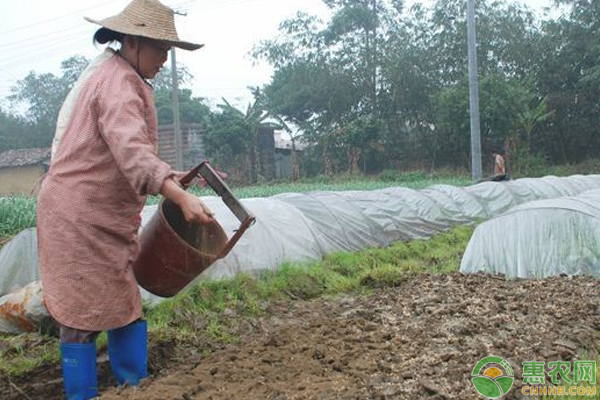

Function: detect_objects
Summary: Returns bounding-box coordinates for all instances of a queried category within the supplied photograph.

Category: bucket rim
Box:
[158,198,227,259]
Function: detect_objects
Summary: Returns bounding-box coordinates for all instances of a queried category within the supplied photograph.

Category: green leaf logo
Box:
[471,356,514,398]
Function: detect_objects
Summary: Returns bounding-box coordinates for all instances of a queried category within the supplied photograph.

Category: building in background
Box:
[273,130,307,179]
[157,123,205,170]
[0,148,50,196]
[157,123,308,181]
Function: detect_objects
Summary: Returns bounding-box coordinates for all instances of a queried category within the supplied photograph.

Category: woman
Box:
[37,0,210,398]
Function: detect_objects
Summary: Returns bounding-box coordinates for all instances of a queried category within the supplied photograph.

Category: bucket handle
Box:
[180,161,255,259]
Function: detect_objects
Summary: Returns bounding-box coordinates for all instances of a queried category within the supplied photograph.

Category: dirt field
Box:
[2,272,599,400]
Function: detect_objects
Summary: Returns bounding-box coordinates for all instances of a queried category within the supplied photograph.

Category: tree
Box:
[254,0,545,174]
[425,0,540,85]
[154,88,211,125]
[434,74,534,170]
[203,87,298,183]
[60,55,91,87]
[202,99,254,183]
[8,55,90,149]
[0,107,31,152]
[152,64,193,91]
[516,95,554,157]
[343,113,383,174]
[237,89,270,183]
[254,1,401,175]
[535,0,600,163]
[263,59,359,175]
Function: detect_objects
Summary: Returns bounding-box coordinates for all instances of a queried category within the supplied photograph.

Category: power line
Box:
[0,0,197,53]
[0,0,258,73]
[0,66,19,80]
[182,0,270,14]
[0,29,91,58]
[0,36,90,70]
[0,33,89,66]
[0,0,123,36]
[0,24,90,52]
[0,35,93,71]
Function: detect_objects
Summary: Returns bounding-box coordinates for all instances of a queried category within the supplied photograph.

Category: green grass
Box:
[0,333,59,376]
[0,225,473,377]
[545,158,600,179]
[0,196,37,239]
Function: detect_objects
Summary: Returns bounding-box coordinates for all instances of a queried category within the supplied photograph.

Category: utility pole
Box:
[467,0,482,181]
[372,0,377,111]
[171,9,187,171]
[171,47,183,171]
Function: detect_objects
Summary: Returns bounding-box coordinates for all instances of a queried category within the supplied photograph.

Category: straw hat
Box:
[85,0,203,51]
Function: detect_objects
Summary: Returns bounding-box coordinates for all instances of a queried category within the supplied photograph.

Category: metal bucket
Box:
[133,161,255,298]
[132,199,228,297]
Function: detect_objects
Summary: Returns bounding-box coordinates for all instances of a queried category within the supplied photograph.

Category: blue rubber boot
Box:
[60,342,99,400]
[107,320,149,386]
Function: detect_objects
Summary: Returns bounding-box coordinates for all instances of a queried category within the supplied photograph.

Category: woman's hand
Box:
[178,192,215,224]
[160,175,215,224]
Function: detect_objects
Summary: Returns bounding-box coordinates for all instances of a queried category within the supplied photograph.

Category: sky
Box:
[0,0,555,111]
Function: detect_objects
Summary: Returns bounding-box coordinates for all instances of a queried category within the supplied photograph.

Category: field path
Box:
[96,273,600,400]
[2,272,598,399]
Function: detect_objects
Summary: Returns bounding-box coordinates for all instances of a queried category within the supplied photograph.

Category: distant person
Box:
[491,151,510,181]
[493,152,505,175]
[36,0,213,399]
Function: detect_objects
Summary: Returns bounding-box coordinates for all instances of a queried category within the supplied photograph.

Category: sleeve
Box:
[97,72,173,196]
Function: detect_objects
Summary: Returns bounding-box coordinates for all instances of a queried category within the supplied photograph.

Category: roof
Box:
[274,131,309,151]
[0,148,51,168]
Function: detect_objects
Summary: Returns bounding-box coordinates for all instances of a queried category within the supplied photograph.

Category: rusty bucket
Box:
[133,162,255,298]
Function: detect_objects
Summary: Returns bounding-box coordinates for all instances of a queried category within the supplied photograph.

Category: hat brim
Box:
[85,16,204,51]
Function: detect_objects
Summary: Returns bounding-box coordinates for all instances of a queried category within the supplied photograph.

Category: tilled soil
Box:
[3,272,600,400]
